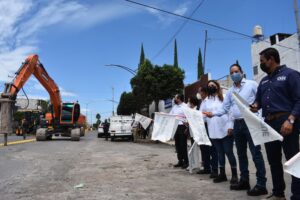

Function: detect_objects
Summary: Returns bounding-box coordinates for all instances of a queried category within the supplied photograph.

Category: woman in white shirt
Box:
[201,80,238,184]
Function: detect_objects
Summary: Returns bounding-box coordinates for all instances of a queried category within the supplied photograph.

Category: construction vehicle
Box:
[0,54,85,141]
[14,109,42,135]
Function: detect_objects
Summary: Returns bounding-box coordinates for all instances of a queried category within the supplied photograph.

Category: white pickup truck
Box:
[109,115,133,141]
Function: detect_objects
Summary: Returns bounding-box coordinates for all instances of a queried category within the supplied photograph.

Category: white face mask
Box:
[196,93,201,100]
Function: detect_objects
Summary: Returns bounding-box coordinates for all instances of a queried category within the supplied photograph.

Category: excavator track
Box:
[36,128,48,141]
[71,128,80,141]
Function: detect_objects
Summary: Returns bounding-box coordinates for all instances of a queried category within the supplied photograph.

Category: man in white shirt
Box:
[170,93,188,168]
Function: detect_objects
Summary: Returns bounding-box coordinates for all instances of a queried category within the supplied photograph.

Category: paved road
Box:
[0,131,292,200]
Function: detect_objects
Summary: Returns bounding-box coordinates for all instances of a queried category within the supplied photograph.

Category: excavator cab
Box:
[60,102,80,124]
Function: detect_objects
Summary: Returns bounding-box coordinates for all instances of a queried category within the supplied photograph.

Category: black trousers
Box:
[174,125,188,164]
[265,114,300,200]
[104,130,109,140]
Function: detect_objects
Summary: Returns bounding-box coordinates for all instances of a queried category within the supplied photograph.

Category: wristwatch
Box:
[287,118,295,124]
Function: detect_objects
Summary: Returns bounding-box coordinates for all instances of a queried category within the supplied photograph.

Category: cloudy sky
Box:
[0,0,297,122]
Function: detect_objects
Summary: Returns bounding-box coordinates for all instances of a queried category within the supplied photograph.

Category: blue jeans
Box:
[265,114,300,200]
[200,144,218,171]
[212,135,237,168]
[233,119,267,187]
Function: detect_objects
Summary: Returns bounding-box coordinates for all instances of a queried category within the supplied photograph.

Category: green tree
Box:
[131,60,185,112]
[96,113,101,120]
[197,48,204,79]
[39,99,51,114]
[174,39,179,68]
[96,113,101,127]
[130,59,154,112]
[138,43,145,68]
[151,64,184,111]
[117,92,137,115]
[96,113,101,126]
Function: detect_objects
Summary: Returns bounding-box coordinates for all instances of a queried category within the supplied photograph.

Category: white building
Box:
[15,98,42,111]
[251,32,300,83]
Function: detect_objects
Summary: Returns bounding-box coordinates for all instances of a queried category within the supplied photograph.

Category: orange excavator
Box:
[1,54,85,141]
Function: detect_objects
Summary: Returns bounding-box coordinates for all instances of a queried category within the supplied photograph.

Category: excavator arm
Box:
[2,55,38,99]
[1,54,84,141]
[1,54,62,118]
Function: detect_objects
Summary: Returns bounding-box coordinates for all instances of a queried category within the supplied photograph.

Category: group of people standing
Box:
[170,48,300,200]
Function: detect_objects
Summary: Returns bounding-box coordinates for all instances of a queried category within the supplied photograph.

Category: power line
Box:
[125,0,300,52]
[151,0,206,60]
[208,37,249,41]
[125,0,252,38]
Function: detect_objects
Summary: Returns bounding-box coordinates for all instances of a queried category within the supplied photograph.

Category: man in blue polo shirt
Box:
[204,63,268,196]
[251,47,300,200]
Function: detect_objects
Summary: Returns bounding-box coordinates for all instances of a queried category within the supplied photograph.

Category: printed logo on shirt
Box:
[261,80,269,85]
[277,76,286,81]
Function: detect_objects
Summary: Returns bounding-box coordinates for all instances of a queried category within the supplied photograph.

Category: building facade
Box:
[251,33,300,83]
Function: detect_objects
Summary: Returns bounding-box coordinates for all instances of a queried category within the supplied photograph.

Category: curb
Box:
[0,138,36,147]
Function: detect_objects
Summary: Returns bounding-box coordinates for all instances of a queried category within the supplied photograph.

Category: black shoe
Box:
[173,162,183,168]
[247,185,268,196]
[197,169,211,174]
[209,171,218,179]
[213,174,227,183]
[261,194,286,200]
[230,180,250,190]
[230,175,238,185]
[181,163,189,169]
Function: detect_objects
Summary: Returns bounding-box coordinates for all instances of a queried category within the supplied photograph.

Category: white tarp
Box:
[151,112,178,142]
[188,142,201,173]
[182,107,211,146]
[134,113,152,130]
[232,92,283,146]
[284,152,300,178]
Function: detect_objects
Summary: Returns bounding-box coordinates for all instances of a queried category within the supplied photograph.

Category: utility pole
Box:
[203,30,208,73]
[294,0,300,48]
[112,87,114,116]
[90,110,92,129]
[85,103,88,128]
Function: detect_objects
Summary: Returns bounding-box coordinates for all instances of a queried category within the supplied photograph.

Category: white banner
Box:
[135,113,152,130]
[284,152,300,178]
[188,142,201,173]
[151,112,178,142]
[182,107,211,146]
[232,92,283,146]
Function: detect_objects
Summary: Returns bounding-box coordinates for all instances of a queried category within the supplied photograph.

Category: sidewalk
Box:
[0,134,36,147]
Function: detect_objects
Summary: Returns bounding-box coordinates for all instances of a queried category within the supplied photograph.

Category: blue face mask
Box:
[231,72,243,83]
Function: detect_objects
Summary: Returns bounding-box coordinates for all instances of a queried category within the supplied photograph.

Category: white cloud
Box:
[174,5,188,16]
[0,0,33,51]
[17,94,48,100]
[81,108,90,113]
[146,2,190,27]
[59,87,77,97]
[0,45,37,82]
[0,0,137,82]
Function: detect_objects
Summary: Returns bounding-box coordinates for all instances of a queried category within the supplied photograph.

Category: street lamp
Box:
[105,64,137,75]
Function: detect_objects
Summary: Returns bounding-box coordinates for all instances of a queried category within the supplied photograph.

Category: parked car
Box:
[109,115,133,141]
